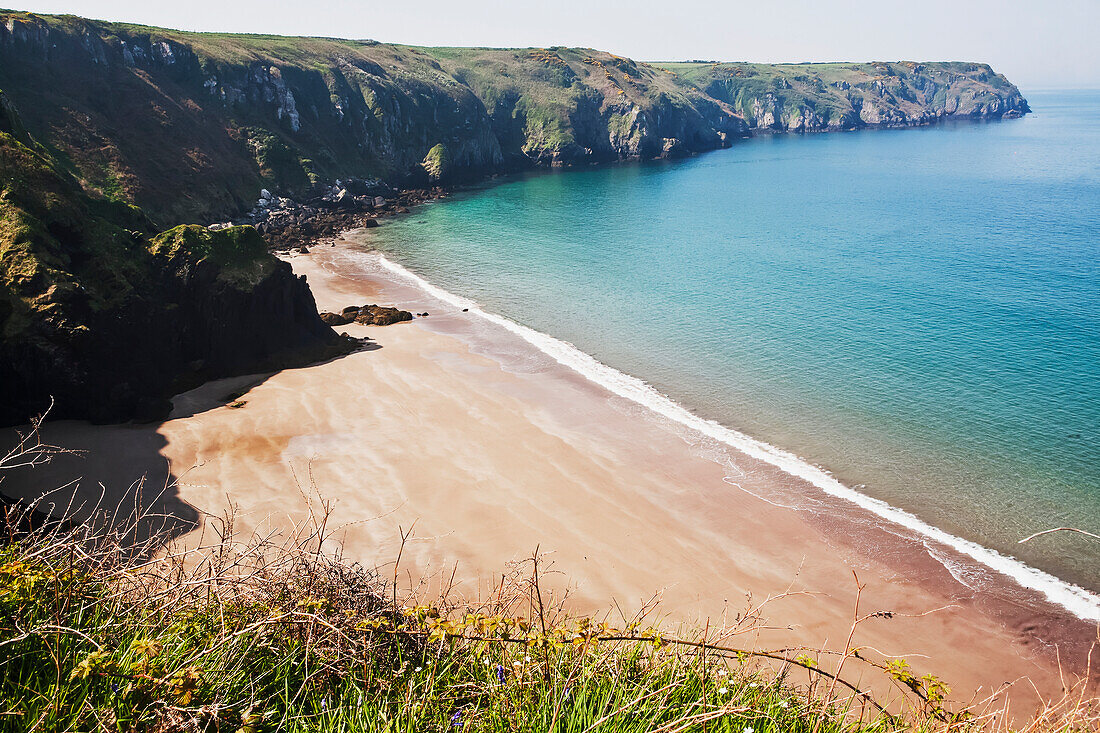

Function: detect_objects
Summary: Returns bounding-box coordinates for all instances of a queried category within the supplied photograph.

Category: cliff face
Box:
[0,92,345,425]
[0,12,1028,225]
[661,61,1030,132]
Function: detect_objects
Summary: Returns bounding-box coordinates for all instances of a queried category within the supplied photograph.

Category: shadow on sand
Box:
[0,341,372,547]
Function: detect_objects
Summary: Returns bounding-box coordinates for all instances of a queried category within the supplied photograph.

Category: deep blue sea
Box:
[365,90,1100,596]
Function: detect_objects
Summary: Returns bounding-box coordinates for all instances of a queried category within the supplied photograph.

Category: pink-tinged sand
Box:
[7,238,1096,713]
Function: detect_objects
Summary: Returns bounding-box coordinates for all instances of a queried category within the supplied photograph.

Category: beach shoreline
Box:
[3,235,1097,707]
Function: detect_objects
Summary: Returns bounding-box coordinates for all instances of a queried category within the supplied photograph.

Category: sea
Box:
[359,89,1100,619]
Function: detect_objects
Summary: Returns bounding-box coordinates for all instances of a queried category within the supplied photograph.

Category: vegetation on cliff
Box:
[0,91,346,425]
[658,61,1028,131]
[0,11,1029,226]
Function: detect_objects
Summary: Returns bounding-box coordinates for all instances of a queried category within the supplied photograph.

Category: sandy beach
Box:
[4,235,1096,710]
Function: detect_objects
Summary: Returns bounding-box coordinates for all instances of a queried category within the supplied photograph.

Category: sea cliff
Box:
[0,11,1028,225]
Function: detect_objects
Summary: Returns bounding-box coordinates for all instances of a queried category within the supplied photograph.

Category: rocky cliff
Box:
[0,91,347,425]
[660,61,1029,132]
[0,12,1028,226]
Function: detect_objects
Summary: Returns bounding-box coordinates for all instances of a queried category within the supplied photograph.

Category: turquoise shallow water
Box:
[366,90,1100,594]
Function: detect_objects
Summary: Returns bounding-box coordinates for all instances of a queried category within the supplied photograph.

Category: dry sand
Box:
[5,237,1096,711]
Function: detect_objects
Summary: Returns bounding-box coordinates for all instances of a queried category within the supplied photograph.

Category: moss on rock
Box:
[421,143,452,181]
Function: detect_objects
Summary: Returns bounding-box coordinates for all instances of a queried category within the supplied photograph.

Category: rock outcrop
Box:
[0,95,351,425]
[350,305,414,326]
[319,304,412,326]
[672,61,1030,133]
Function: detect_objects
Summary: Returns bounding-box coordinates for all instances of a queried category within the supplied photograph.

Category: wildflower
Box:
[743,727,754,733]
[415,666,423,672]
[748,682,759,688]
[512,661,523,668]
[320,698,327,711]
[778,701,790,709]
[718,686,729,695]
[450,710,463,728]
[483,656,491,665]
[239,708,264,733]
[110,682,119,694]
[495,664,506,684]
[717,668,728,676]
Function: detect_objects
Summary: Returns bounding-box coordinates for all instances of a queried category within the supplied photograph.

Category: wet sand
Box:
[4,236,1096,712]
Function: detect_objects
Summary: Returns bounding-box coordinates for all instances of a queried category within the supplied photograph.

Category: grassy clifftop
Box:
[0,11,1028,225]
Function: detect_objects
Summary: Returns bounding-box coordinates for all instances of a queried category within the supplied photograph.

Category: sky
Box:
[10,0,1100,90]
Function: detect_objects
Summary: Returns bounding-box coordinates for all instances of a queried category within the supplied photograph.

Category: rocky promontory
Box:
[0,92,352,425]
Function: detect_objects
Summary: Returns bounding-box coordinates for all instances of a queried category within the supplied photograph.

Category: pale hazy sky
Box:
[12,0,1100,90]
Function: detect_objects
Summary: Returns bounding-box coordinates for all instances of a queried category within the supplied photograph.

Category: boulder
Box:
[353,304,413,326]
[319,312,353,326]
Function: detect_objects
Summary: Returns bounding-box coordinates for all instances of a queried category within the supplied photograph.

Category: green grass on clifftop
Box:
[149,224,274,285]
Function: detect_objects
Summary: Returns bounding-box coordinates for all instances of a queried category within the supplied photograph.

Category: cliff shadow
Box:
[0,335,376,547]
[168,338,378,420]
[0,419,199,548]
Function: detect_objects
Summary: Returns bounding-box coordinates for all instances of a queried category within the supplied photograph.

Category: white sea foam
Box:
[374,252,1100,623]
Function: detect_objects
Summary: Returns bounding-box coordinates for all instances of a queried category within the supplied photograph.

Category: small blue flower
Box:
[320,698,327,711]
[110,682,119,694]
[450,710,463,727]
[495,664,506,683]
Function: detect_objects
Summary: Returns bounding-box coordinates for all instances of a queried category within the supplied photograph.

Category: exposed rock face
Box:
[0,96,349,425]
[685,61,1030,133]
[0,13,507,224]
[0,12,1028,227]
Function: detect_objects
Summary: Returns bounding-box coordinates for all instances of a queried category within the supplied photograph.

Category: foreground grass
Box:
[0,527,885,733]
[0,432,1095,732]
